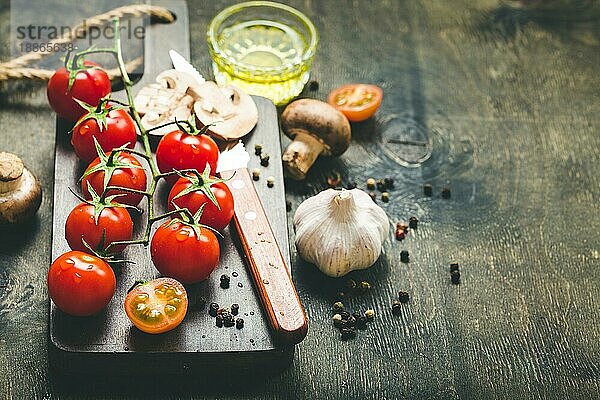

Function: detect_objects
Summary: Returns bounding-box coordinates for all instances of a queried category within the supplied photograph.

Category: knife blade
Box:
[169,49,205,85]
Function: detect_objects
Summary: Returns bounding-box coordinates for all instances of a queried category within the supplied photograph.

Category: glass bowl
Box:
[207,1,318,105]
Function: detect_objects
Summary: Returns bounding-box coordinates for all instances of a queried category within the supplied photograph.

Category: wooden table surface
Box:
[0,0,598,399]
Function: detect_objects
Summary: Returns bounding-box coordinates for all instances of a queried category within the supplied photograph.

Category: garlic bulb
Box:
[293,189,388,277]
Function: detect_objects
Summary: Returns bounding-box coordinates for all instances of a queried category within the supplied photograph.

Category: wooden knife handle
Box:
[224,168,308,345]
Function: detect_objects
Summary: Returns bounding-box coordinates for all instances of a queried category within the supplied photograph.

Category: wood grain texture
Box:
[1,0,599,399]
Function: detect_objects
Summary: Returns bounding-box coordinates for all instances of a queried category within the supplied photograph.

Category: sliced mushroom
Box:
[0,152,42,225]
[193,82,258,141]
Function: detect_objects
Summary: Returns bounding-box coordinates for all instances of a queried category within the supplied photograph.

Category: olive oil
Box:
[212,20,311,105]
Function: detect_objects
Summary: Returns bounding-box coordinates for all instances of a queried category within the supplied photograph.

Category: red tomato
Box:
[167,176,234,231]
[47,61,111,121]
[155,130,219,186]
[327,84,383,122]
[81,152,147,207]
[71,108,137,163]
[65,202,133,254]
[48,251,116,316]
[150,220,220,284]
[124,278,188,334]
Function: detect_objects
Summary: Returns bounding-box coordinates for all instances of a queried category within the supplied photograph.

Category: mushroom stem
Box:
[282,132,325,180]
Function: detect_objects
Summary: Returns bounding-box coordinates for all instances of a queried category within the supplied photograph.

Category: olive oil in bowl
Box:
[208,2,318,105]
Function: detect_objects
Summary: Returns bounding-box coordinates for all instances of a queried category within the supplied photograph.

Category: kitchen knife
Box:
[169,50,308,345]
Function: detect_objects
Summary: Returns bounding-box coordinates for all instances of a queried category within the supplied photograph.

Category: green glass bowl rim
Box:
[206,1,319,74]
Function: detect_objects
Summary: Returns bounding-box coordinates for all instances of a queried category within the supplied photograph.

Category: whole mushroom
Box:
[281,99,351,180]
[0,152,42,225]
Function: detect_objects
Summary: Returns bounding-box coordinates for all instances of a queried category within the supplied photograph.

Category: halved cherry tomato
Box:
[71,106,137,163]
[327,84,383,122]
[81,151,147,207]
[47,61,111,121]
[65,201,133,254]
[155,129,219,186]
[48,251,116,316]
[150,219,220,284]
[124,278,188,334]
[167,169,234,231]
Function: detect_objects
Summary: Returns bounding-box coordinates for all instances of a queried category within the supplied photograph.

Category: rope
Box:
[0,4,174,81]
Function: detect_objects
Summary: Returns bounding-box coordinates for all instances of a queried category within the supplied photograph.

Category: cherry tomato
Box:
[81,152,147,207]
[71,108,137,163]
[167,175,234,231]
[150,220,220,284]
[65,202,133,254]
[48,251,116,316]
[327,84,383,122]
[155,130,219,186]
[47,61,111,121]
[124,278,188,334]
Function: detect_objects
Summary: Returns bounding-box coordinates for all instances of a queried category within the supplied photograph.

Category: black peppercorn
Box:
[381,192,390,202]
[451,270,461,284]
[356,316,368,330]
[359,281,372,290]
[376,180,386,192]
[308,80,319,91]
[220,274,230,289]
[345,279,357,290]
[333,301,345,311]
[365,309,375,320]
[252,168,260,181]
[409,216,419,229]
[223,315,235,327]
[398,291,410,303]
[209,302,219,317]
[339,311,351,320]
[254,144,262,155]
[392,300,402,316]
[215,314,224,327]
[369,191,377,202]
[231,303,240,315]
[450,263,459,272]
[332,314,343,327]
[441,187,451,199]
[346,181,357,190]
[260,154,270,167]
[352,312,362,320]
[400,250,410,263]
[346,315,357,327]
[340,327,356,340]
[423,183,433,197]
[236,318,244,329]
[384,177,394,189]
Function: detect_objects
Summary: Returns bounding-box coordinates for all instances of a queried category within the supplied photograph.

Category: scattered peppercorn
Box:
[209,302,219,317]
[346,315,357,327]
[396,222,409,232]
[365,309,375,320]
[340,327,356,340]
[423,183,433,197]
[220,274,230,289]
[409,216,419,229]
[254,144,262,155]
[391,300,402,316]
[308,80,319,91]
[332,313,343,327]
[215,314,224,327]
[339,311,351,320]
[327,172,342,188]
[252,168,260,181]
[236,318,244,329]
[395,229,405,241]
[450,262,459,272]
[441,187,451,199]
[266,176,275,188]
[223,315,235,327]
[398,291,410,303]
[231,303,240,315]
[346,181,357,190]
[333,301,345,311]
[381,192,390,202]
[345,279,357,290]
[260,154,270,167]
[366,178,376,190]
[451,270,461,284]
[359,281,371,290]
[400,250,410,263]
[376,179,386,192]
[369,191,377,202]
[384,177,394,189]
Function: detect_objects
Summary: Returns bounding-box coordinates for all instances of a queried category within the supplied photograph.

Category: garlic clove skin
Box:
[293,189,388,277]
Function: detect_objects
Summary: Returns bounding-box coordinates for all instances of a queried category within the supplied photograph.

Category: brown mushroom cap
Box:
[0,152,42,224]
[281,99,351,156]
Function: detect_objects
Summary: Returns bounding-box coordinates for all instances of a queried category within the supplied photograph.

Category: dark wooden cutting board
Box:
[49,0,293,375]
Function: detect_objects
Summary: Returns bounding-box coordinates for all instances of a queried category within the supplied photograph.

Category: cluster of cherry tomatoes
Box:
[46,60,234,334]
